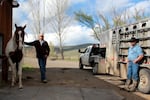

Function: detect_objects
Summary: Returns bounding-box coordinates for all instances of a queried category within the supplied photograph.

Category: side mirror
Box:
[78,49,81,53]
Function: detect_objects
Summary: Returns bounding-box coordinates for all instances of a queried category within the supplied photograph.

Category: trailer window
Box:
[113,31,116,34]
[125,27,128,31]
[119,29,121,33]
[133,25,137,29]
[142,23,146,27]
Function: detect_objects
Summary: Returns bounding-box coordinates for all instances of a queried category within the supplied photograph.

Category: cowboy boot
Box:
[124,79,131,91]
[129,80,138,92]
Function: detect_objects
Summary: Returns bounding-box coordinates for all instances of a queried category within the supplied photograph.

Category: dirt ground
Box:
[6,57,150,100]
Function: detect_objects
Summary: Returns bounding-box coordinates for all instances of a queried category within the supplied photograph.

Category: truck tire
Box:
[92,63,98,75]
[138,68,150,93]
[79,59,83,69]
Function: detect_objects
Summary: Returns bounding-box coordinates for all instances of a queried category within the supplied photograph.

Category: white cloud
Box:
[24,34,35,42]
[69,0,86,4]
[24,25,99,46]
[64,25,99,45]
[95,0,150,16]
[13,0,31,25]
[15,0,99,46]
[127,1,150,16]
[95,0,131,14]
[14,0,150,46]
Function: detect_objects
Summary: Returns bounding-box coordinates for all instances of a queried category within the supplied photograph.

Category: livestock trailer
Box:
[98,18,150,93]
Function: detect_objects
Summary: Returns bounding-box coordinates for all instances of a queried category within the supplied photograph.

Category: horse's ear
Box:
[23,25,26,29]
[15,24,17,28]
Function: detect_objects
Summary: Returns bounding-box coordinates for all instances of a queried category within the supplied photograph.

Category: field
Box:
[24,43,91,61]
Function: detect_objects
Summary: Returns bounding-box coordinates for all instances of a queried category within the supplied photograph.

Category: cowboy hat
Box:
[129,37,139,43]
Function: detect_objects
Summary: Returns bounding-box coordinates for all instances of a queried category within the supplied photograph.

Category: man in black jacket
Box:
[24,33,50,83]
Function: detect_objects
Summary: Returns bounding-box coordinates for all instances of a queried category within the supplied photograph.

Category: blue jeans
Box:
[127,61,139,81]
[38,57,47,80]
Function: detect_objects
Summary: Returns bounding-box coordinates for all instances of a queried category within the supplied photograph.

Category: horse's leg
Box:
[8,58,16,87]
[18,60,23,89]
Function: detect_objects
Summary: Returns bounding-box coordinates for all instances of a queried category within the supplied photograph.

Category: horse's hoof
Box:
[19,86,23,89]
[10,85,14,88]
[19,87,23,90]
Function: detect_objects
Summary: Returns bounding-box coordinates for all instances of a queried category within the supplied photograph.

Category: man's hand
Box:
[133,59,137,64]
[133,55,144,64]
[45,55,48,58]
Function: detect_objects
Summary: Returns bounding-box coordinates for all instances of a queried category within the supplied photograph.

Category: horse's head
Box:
[14,24,26,50]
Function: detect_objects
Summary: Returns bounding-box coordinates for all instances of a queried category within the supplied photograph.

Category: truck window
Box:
[86,47,91,53]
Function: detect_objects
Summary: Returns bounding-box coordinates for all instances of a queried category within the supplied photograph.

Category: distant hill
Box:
[24,43,93,59]
[25,43,93,53]
[55,43,93,52]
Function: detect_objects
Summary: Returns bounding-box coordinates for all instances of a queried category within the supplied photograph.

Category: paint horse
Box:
[5,24,26,89]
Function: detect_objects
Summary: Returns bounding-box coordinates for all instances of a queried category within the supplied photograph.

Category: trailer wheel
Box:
[79,59,83,69]
[92,63,98,75]
[138,68,150,93]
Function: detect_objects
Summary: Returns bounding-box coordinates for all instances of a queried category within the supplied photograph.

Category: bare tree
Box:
[111,7,127,27]
[27,0,47,38]
[98,13,110,30]
[75,11,101,41]
[132,8,148,21]
[75,10,112,41]
[47,0,72,60]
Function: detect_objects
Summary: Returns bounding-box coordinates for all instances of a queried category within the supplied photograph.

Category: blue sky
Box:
[13,0,150,46]
[68,0,96,14]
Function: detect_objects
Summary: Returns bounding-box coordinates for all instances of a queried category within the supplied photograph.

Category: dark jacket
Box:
[24,40,50,58]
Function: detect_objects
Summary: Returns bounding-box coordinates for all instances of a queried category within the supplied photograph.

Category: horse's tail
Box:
[16,62,19,72]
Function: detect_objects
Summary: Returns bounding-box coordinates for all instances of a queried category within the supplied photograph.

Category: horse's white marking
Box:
[18,31,23,50]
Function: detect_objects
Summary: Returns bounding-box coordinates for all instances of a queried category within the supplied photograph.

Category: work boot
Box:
[129,80,138,92]
[124,79,131,91]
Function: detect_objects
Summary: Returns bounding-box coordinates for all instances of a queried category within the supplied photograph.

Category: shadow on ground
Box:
[0,68,145,100]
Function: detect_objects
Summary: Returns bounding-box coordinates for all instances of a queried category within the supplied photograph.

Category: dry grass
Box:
[24,47,80,61]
